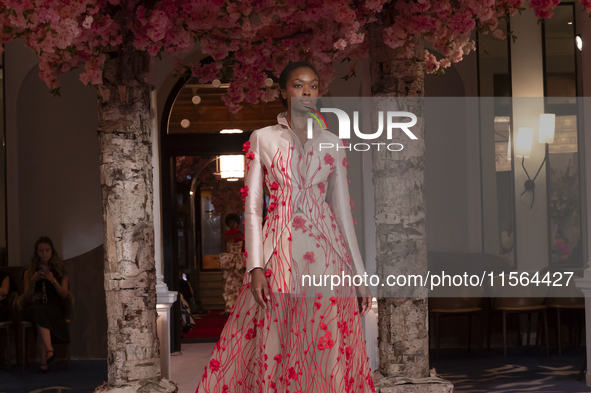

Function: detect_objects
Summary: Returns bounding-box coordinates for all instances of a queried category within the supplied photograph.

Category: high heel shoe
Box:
[46,350,55,364]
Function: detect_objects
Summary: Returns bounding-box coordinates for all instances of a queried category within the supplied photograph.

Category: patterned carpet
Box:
[430,346,590,392]
[0,346,589,392]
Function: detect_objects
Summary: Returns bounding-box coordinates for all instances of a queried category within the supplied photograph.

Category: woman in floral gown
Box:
[219,213,245,314]
[196,61,374,393]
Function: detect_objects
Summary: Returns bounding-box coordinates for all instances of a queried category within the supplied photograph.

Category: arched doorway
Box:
[160,73,284,351]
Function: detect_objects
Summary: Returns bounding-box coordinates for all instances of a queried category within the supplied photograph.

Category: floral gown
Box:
[196,112,375,393]
[219,240,246,313]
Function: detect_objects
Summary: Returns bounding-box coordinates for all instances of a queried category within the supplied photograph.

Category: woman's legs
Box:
[36,325,54,367]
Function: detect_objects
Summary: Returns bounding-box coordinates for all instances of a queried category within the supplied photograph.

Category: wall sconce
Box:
[217,155,245,180]
[516,114,555,209]
[576,34,583,52]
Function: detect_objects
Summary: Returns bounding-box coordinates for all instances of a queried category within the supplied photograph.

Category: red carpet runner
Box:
[182,310,229,341]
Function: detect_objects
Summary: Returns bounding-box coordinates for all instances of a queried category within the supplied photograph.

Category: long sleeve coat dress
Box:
[196,111,375,393]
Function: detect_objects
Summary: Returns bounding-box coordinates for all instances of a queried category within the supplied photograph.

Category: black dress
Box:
[24,270,70,343]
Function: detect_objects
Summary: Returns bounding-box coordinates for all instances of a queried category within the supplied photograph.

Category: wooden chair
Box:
[16,291,74,371]
[543,273,585,355]
[429,284,484,357]
[489,274,549,357]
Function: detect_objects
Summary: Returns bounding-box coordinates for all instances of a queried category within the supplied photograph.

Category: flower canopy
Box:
[1,0,586,112]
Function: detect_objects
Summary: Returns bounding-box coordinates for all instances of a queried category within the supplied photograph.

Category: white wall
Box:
[510,9,550,272]
[16,63,103,262]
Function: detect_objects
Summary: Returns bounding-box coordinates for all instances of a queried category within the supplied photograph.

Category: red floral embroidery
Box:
[274,354,282,363]
[318,183,326,193]
[345,347,353,360]
[246,151,255,160]
[330,296,337,305]
[245,328,256,339]
[318,336,326,350]
[209,359,221,372]
[268,202,277,212]
[342,157,349,169]
[270,181,279,190]
[288,367,297,380]
[303,251,315,264]
[324,153,335,166]
[350,198,355,206]
[240,185,249,201]
[314,301,322,309]
[293,215,307,230]
[265,269,272,277]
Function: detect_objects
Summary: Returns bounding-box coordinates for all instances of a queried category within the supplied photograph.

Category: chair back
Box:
[492,273,548,309]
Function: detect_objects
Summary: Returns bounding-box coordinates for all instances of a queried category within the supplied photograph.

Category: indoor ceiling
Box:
[168,78,286,134]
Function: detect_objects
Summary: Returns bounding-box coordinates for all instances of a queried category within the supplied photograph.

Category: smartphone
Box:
[182,273,187,281]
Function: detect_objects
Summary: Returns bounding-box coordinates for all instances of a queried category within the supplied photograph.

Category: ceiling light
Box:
[181,119,190,128]
[220,129,243,134]
[192,95,201,105]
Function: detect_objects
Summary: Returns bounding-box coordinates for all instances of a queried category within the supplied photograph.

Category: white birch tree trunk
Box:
[94,48,177,393]
[368,11,430,382]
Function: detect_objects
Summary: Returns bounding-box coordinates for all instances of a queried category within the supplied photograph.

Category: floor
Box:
[170,343,215,393]
[0,360,108,393]
[0,344,588,392]
[431,346,590,392]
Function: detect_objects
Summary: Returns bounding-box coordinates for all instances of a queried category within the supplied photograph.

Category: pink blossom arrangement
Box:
[0,0,576,109]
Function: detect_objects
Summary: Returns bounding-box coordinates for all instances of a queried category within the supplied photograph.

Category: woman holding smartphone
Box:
[23,237,70,372]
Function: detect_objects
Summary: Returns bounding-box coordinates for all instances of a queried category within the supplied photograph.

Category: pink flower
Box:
[492,29,506,40]
[318,183,326,193]
[334,38,347,50]
[303,252,315,264]
[324,153,335,166]
[82,16,93,29]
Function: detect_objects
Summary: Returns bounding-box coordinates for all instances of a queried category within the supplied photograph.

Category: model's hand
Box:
[250,268,270,311]
[357,284,373,317]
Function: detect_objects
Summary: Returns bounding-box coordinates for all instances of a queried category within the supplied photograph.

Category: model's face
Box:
[281,67,319,113]
[37,243,52,263]
[228,220,238,229]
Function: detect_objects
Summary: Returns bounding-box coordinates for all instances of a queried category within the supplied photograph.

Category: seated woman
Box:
[0,270,16,322]
[23,237,70,372]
